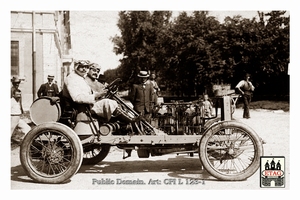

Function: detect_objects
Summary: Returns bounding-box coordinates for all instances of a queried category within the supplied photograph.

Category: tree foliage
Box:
[110,11,289,99]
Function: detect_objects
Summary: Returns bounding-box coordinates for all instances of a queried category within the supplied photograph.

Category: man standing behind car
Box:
[11,76,22,98]
[148,72,160,106]
[130,71,155,122]
[37,75,59,97]
[11,89,31,145]
[235,73,255,119]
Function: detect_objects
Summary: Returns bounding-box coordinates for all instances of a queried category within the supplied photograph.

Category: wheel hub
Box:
[42,142,64,164]
[228,148,234,155]
[209,141,243,160]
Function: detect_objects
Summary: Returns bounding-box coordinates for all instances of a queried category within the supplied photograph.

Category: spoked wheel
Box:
[199,121,263,181]
[203,117,221,130]
[20,122,83,184]
[82,143,110,165]
[203,117,236,131]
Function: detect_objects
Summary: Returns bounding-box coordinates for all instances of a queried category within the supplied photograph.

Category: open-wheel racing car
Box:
[20,78,264,184]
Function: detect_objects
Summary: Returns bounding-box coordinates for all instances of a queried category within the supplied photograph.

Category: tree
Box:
[111,10,289,99]
[161,11,223,96]
[255,11,289,97]
[111,11,172,88]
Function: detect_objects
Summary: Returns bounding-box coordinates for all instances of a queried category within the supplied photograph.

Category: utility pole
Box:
[32,11,36,100]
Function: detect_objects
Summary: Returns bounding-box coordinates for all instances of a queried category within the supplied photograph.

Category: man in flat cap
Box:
[10,76,24,115]
[11,77,30,146]
[11,76,22,98]
[37,75,59,98]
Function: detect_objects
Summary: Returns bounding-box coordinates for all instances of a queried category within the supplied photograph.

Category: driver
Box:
[61,60,135,123]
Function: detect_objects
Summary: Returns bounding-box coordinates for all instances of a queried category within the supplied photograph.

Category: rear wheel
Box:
[199,121,263,181]
[20,122,83,184]
[82,143,110,165]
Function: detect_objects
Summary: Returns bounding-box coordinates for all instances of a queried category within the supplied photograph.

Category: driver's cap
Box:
[74,60,92,69]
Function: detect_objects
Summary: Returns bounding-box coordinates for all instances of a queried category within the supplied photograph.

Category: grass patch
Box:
[237,100,289,112]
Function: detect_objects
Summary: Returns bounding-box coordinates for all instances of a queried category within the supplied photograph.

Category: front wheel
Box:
[203,117,221,130]
[199,121,263,181]
[20,122,83,184]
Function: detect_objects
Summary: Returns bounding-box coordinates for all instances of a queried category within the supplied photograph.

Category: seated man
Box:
[61,60,134,123]
[85,63,106,93]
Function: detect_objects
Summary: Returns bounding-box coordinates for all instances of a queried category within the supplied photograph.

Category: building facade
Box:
[11,11,73,110]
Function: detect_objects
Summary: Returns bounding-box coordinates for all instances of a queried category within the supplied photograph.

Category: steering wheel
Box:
[105,78,122,98]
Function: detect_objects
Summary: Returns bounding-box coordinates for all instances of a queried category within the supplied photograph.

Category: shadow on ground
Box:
[79,155,218,181]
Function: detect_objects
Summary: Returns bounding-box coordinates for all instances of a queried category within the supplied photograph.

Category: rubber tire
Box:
[199,120,263,181]
[82,144,110,165]
[203,117,235,130]
[203,117,221,130]
[20,122,83,184]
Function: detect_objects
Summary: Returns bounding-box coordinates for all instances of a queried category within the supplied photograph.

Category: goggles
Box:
[77,65,90,69]
[89,67,101,73]
[74,60,92,69]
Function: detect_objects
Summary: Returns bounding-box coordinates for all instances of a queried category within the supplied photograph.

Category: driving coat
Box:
[62,72,117,121]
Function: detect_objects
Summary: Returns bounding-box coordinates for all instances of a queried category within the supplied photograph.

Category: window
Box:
[11,41,19,76]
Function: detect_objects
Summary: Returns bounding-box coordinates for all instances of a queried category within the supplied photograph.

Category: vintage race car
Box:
[20,78,264,183]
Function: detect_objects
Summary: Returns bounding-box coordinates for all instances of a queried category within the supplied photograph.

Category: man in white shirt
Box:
[235,73,255,118]
[11,89,31,144]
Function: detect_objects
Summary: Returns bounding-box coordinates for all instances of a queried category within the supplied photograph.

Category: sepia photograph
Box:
[4,0,298,197]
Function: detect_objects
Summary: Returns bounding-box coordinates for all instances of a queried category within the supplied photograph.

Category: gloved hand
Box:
[94,89,108,100]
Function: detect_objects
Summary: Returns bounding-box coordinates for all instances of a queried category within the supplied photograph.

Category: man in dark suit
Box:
[130,71,155,122]
[37,75,59,98]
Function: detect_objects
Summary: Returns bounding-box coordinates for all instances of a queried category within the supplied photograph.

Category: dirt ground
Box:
[10,108,290,191]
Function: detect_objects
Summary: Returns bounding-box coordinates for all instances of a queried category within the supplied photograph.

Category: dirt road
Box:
[11,108,290,190]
